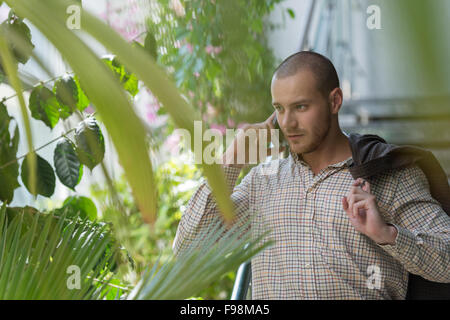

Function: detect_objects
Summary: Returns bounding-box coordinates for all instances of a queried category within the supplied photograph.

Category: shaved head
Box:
[272,51,340,98]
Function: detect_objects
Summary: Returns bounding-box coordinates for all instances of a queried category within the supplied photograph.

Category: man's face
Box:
[271,70,332,156]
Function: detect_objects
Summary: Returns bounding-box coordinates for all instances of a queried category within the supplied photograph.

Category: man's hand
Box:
[222,111,286,168]
[342,178,398,245]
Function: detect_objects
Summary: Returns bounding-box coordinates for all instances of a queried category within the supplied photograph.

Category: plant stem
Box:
[0,128,75,170]
[1,72,74,103]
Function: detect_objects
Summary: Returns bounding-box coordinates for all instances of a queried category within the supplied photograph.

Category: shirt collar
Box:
[289,149,353,169]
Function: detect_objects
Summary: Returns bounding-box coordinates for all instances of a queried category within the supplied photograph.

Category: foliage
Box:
[0,204,116,299]
[150,0,287,128]
[0,0,281,300]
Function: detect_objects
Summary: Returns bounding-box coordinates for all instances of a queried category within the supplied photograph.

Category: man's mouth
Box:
[287,134,304,140]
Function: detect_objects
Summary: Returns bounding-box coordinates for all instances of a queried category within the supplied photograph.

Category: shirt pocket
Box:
[313,193,355,253]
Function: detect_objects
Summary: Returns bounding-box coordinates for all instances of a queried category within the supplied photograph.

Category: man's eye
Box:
[296,105,306,109]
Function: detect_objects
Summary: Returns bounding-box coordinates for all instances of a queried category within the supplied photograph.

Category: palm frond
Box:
[0,205,117,299]
[127,215,273,300]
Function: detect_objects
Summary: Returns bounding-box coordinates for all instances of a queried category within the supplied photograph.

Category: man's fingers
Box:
[342,196,349,212]
[346,193,366,210]
[353,201,367,219]
[352,178,372,194]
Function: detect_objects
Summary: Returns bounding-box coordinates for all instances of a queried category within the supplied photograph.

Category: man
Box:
[173,51,450,299]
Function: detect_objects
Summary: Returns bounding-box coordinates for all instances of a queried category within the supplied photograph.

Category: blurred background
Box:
[1,0,449,299]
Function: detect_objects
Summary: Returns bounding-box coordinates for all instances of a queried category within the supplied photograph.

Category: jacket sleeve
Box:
[378,164,450,283]
[172,165,257,257]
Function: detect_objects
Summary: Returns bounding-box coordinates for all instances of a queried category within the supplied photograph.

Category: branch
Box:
[1,71,74,103]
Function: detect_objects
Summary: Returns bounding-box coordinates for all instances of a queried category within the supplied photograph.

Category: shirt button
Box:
[305,227,310,233]
[305,263,311,269]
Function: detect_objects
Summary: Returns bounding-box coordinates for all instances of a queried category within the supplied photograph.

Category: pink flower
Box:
[165,132,181,155]
[146,110,157,123]
[210,123,226,135]
[170,0,186,17]
[205,45,222,55]
[205,45,214,54]
[186,43,193,54]
[227,118,235,127]
[193,72,200,78]
[84,105,95,114]
[206,102,217,117]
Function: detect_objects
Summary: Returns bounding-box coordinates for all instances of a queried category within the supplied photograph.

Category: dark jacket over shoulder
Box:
[348,133,450,300]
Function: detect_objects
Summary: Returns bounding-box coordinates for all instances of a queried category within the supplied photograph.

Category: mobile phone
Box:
[272,115,288,147]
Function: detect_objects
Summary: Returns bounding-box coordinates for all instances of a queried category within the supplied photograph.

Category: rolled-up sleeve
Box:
[172,165,257,256]
[378,164,450,283]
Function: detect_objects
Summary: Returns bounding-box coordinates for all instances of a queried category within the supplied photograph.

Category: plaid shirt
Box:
[173,151,450,299]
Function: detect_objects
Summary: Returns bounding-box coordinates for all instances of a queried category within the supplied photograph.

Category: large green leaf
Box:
[28,85,60,129]
[53,138,82,190]
[74,118,105,171]
[20,153,55,197]
[0,104,20,203]
[0,28,36,201]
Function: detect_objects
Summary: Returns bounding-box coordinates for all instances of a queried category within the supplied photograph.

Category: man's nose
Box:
[280,110,298,128]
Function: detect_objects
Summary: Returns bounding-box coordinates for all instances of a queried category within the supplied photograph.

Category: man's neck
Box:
[300,130,352,175]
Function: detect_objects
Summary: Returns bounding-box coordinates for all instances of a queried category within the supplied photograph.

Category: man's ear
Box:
[329,87,343,114]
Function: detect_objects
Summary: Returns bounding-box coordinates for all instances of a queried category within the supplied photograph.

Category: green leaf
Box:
[102,56,139,96]
[28,85,60,129]
[0,11,34,65]
[0,104,20,203]
[144,32,157,60]
[20,153,55,197]
[61,195,97,221]
[53,76,78,118]
[53,138,82,190]
[73,76,90,112]
[287,8,295,19]
[74,118,105,170]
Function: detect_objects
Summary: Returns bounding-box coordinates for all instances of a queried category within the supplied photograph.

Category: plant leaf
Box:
[0,12,34,65]
[53,76,78,118]
[61,195,97,221]
[144,32,158,60]
[74,118,105,170]
[73,75,90,112]
[28,85,60,129]
[0,104,20,203]
[102,56,139,97]
[53,138,81,189]
[20,153,55,197]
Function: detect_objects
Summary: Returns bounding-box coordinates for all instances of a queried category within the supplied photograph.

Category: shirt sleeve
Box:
[172,165,257,256]
[378,164,450,283]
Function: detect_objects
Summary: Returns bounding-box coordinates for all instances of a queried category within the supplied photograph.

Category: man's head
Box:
[271,51,343,156]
